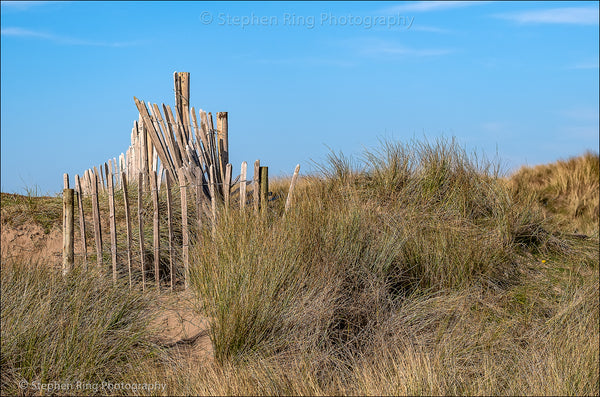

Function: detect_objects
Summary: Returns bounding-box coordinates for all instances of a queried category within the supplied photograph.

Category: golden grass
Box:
[1,138,598,396]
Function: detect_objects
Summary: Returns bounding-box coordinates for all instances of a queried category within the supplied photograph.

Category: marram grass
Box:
[1,137,598,396]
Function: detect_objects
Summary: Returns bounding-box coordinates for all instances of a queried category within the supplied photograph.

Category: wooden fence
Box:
[61,72,301,291]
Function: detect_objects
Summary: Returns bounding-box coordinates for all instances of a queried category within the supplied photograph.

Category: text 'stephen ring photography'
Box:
[1,1,598,396]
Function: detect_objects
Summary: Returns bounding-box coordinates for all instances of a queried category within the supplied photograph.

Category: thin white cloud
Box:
[366,43,453,57]
[409,25,453,34]
[494,7,599,25]
[384,1,488,14]
[568,59,600,70]
[1,27,140,47]
[252,56,355,68]
[561,107,599,122]
[334,37,454,60]
[0,1,55,10]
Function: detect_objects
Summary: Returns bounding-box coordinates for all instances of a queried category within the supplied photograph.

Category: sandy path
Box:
[153,290,214,363]
[1,221,214,363]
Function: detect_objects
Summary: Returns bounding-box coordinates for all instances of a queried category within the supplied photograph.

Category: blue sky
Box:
[1,1,598,195]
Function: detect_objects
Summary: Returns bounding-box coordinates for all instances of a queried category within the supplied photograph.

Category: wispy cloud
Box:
[561,107,599,122]
[383,1,488,14]
[0,1,55,11]
[1,27,140,47]
[365,43,453,57]
[408,25,453,34]
[567,59,600,70]
[252,56,355,68]
[349,37,453,58]
[494,6,599,25]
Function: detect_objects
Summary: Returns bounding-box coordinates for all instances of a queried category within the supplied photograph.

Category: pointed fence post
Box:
[150,171,160,291]
[253,160,260,214]
[240,161,247,211]
[285,164,301,214]
[122,173,133,288]
[138,173,146,291]
[260,166,268,214]
[178,168,190,289]
[75,174,88,268]
[62,174,74,275]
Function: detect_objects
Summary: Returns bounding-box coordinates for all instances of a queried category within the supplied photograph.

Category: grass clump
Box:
[187,137,596,395]
[1,189,63,234]
[0,261,161,396]
[509,151,599,235]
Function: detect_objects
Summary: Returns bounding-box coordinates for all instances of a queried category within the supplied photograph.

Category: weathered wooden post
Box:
[174,71,191,142]
[75,174,88,268]
[285,164,301,214]
[209,164,217,237]
[122,173,133,288]
[107,165,118,283]
[253,160,260,214]
[91,172,103,267]
[178,168,189,289]
[224,163,232,212]
[165,170,175,292]
[62,174,74,275]
[217,112,228,186]
[150,170,160,291]
[138,173,146,290]
[240,161,247,211]
[260,166,269,214]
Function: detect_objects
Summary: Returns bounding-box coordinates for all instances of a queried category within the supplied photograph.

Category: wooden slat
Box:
[147,131,154,175]
[174,71,191,144]
[157,163,165,193]
[150,170,160,291]
[209,164,217,237]
[75,174,88,268]
[260,166,269,214]
[104,162,110,192]
[99,164,106,193]
[191,107,210,160]
[91,172,103,267]
[134,97,175,178]
[153,103,183,170]
[253,160,260,214]
[138,173,146,291]
[224,163,232,212]
[164,104,190,165]
[200,110,215,169]
[196,172,203,232]
[202,111,219,181]
[178,168,189,289]
[126,147,132,183]
[185,143,200,168]
[62,187,74,276]
[113,157,119,189]
[107,164,118,283]
[217,112,229,186]
[181,72,191,143]
[139,121,150,191]
[152,147,158,173]
[119,154,125,184]
[122,173,133,288]
[63,173,69,189]
[207,112,222,187]
[240,161,247,211]
[165,170,175,292]
[285,164,301,214]
[161,103,185,167]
